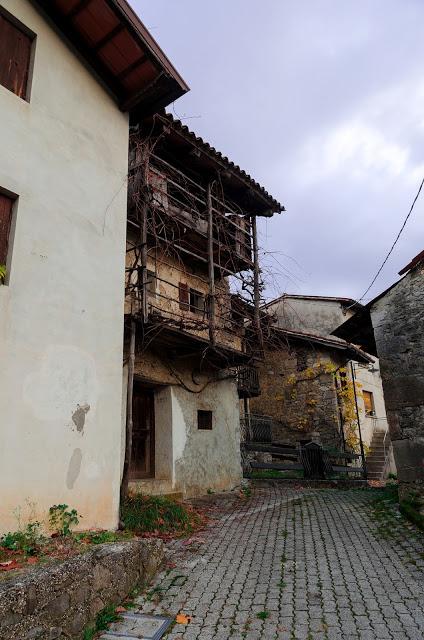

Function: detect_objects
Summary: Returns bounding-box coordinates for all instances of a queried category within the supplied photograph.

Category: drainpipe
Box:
[350,361,368,480]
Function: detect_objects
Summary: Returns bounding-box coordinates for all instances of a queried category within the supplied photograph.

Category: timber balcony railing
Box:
[236,366,260,398]
[240,414,273,444]
[128,156,254,277]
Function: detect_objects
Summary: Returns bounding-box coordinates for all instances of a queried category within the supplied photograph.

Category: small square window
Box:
[198,410,213,430]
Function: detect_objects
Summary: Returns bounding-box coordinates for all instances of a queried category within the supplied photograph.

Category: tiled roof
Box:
[159,113,284,214]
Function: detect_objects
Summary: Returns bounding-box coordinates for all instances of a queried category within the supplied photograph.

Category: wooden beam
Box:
[93,23,125,52]
[67,0,92,20]
[207,180,216,345]
[118,54,148,81]
[251,215,264,352]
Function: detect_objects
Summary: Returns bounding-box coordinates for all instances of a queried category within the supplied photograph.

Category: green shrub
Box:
[49,504,80,536]
[121,494,200,535]
[0,521,43,556]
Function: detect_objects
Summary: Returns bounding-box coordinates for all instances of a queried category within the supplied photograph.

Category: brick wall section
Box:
[250,344,346,449]
[0,540,163,640]
[371,265,424,503]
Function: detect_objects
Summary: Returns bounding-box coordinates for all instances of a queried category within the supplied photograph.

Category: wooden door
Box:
[130,385,155,479]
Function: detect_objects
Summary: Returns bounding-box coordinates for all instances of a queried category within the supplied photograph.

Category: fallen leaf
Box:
[176,613,191,625]
[115,606,126,613]
[0,560,21,571]
[26,557,38,565]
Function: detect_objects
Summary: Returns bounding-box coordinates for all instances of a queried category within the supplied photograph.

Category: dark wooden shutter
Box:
[0,13,32,99]
[0,194,13,265]
[179,282,189,309]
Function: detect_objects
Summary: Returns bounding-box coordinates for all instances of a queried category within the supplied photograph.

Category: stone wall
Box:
[371,264,424,504]
[251,344,345,449]
[0,540,163,640]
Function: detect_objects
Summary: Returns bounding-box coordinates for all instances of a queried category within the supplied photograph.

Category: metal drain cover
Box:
[101,612,173,640]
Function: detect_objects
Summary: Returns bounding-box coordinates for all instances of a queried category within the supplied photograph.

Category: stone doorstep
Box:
[100,612,173,640]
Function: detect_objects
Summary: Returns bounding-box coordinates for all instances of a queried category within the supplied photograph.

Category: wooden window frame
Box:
[363,390,375,417]
[197,410,213,431]
[0,6,36,102]
[0,189,17,283]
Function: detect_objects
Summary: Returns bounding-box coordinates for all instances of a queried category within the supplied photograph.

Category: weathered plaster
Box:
[0,0,129,533]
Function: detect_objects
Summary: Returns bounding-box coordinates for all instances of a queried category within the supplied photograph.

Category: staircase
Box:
[366,430,390,480]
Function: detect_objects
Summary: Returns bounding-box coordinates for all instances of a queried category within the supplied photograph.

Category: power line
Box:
[358,176,424,302]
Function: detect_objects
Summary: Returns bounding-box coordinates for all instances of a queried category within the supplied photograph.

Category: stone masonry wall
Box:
[251,343,345,449]
[371,264,424,504]
[0,539,164,640]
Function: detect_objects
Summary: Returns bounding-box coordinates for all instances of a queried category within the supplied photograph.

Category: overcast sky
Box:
[132,0,424,302]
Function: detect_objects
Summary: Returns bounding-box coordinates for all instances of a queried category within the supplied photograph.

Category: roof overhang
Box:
[332,309,377,357]
[31,0,189,114]
[271,327,373,364]
[148,113,284,216]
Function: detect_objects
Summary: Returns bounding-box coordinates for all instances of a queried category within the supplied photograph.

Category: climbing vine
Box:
[283,361,363,451]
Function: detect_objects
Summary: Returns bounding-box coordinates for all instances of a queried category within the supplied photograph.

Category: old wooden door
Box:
[130,384,155,479]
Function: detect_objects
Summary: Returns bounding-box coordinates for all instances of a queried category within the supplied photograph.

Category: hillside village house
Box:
[334,251,424,503]
[0,0,187,533]
[251,294,395,479]
[122,113,284,497]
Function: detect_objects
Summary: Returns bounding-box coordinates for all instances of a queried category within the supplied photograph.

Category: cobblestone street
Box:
[133,487,424,640]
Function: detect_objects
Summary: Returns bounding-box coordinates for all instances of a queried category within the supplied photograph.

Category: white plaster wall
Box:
[354,363,389,447]
[171,380,242,495]
[269,297,355,337]
[0,0,129,533]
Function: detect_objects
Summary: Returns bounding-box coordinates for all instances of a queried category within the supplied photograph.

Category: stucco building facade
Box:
[0,0,187,533]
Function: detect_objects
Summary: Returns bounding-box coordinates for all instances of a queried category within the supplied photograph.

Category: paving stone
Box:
[95,487,424,639]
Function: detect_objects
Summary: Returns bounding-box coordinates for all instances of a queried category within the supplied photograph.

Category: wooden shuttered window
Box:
[179,282,189,309]
[0,194,13,267]
[0,12,32,99]
[363,391,375,416]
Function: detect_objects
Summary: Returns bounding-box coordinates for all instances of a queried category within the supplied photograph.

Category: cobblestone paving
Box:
[133,487,424,639]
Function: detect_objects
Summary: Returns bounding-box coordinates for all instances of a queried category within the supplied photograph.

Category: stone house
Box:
[0,0,187,533]
[259,294,392,467]
[334,251,424,501]
[122,113,283,497]
[250,326,372,451]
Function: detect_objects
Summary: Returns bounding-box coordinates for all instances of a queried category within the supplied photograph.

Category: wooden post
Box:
[251,215,264,352]
[140,155,149,323]
[207,180,216,345]
[120,319,136,505]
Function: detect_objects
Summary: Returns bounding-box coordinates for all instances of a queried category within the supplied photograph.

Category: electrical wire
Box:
[357,176,424,302]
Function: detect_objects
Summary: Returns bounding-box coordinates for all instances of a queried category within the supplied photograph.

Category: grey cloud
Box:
[131,0,424,301]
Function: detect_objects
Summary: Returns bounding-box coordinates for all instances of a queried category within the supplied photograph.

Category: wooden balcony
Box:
[236,366,260,398]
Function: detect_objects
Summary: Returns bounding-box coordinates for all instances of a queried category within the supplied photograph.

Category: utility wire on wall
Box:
[357,176,424,303]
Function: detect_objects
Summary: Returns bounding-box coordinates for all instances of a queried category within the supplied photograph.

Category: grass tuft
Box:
[121,494,202,536]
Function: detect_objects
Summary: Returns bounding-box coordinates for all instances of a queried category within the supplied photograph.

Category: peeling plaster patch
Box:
[72,403,90,433]
[66,448,82,489]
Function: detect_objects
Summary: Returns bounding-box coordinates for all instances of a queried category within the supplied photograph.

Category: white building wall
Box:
[0,0,129,533]
[171,381,242,495]
[354,363,389,447]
